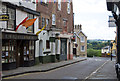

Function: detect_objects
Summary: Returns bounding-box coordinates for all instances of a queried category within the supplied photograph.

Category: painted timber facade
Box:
[0,0,40,70]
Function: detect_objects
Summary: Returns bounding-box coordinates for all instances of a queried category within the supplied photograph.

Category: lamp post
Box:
[110,41,113,61]
[106,0,120,79]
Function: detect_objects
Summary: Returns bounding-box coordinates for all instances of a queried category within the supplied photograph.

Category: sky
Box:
[73,0,116,40]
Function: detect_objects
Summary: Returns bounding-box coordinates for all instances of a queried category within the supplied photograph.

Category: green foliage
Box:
[87,49,102,57]
[87,40,110,50]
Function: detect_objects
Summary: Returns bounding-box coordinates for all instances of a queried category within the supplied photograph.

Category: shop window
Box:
[24,41,34,61]
[27,13,34,33]
[29,41,34,60]
[24,41,29,61]
[7,7,15,30]
[46,40,50,49]
[2,40,16,63]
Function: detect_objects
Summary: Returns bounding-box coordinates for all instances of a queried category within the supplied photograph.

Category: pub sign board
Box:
[0,14,9,21]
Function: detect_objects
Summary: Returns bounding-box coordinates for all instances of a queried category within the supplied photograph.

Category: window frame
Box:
[58,0,61,11]
[2,40,16,63]
[67,0,71,14]
[7,6,16,30]
[52,14,56,25]
[27,13,34,33]
[81,36,85,42]
[81,46,85,52]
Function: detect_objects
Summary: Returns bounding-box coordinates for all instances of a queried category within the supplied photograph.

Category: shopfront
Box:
[2,32,38,70]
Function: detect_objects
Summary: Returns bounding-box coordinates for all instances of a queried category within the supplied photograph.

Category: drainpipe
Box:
[113,11,120,64]
[0,28,2,81]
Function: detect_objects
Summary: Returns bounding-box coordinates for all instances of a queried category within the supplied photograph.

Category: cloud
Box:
[73,0,108,14]
[73,0,116,40]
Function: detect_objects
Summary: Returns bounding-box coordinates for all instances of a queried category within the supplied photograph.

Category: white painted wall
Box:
[38,31,51,56]
[34,16,39,58]
[2,0,36,10]
[16,9,27,26]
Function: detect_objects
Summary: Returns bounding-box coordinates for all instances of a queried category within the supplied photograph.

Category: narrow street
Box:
[3,57,117,80]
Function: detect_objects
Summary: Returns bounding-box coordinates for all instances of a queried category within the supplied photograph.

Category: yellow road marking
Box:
[3,73,32,79]
[3,60,86,79]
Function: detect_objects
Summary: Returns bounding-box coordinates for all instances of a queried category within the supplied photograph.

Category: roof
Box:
[74,29,87,39]
[77,30,87,37]
[102,46,110,49]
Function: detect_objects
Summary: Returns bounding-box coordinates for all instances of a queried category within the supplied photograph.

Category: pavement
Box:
[2,57,87,78]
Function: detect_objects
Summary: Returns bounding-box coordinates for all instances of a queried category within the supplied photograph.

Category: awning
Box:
[2,31,38,40]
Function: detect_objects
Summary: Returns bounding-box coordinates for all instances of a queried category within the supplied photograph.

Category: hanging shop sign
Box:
[0,14,9,21]
[108,16,116,27]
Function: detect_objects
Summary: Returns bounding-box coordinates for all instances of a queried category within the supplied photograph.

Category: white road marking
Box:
[83,60,109,81]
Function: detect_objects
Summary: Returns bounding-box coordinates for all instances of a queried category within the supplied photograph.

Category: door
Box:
[16,40,24,67]
[60,39,67,60]
[39,40,43,61]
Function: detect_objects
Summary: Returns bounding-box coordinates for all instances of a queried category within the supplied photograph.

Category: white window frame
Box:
[44,0,47,4]
[58,0,61,10]
[81,36,85,42]
[52,14,56,25]
[67,0,71,14]
[42,17,45,28]
[46,18,49,29]
[81,46,85,52]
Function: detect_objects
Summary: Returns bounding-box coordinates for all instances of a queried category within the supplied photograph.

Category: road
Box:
[3,57,117,80]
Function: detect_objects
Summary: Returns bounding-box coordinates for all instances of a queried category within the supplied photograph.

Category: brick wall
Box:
[36,1,74,33]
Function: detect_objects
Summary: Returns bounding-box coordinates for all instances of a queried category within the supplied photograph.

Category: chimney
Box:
[80,24,82,30]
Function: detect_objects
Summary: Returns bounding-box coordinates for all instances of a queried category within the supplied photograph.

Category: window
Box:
[44,0,47,3]
[46,18,49,29]
[42,17,44,27]
[81,46,85,52]
[24,41,34,61]
[52,14,56,25]
[7,7,15,30]
[63,20,67,32]
[2,40,16,63]
[58,0,61,10]
[67,0,71,14]
[29,41,34,60]
[46,40,50,49]
[81,36,85,42]
[27,13,34,33]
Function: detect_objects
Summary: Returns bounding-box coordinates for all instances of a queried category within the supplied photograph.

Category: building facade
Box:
[73,25,87,57]
[0,0,40,70]
[36,0,74,64]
